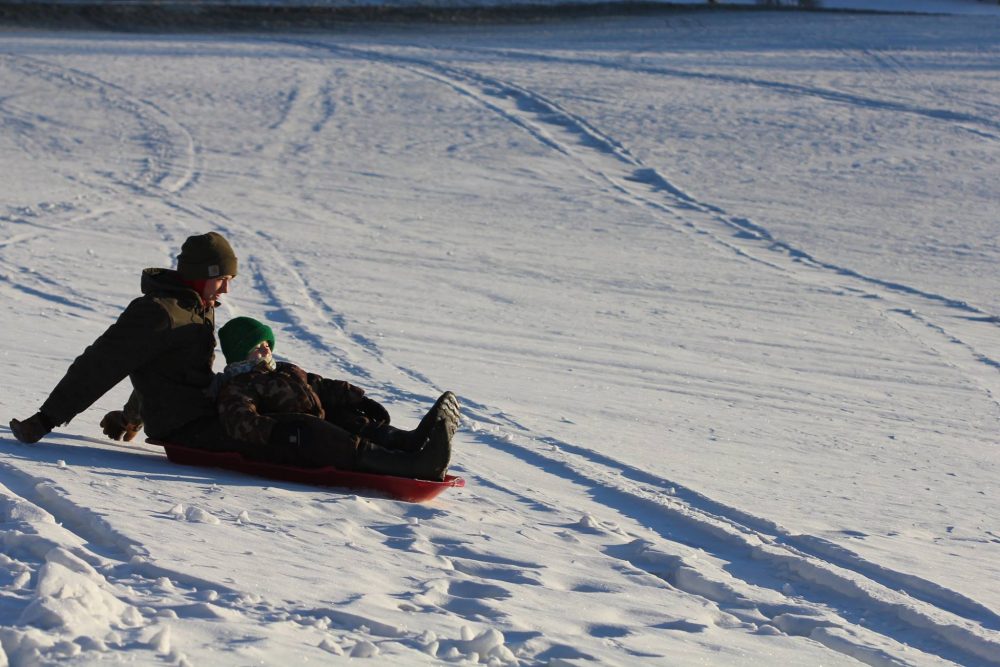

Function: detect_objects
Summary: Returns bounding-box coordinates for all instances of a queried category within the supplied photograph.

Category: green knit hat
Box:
[219,317,276,365]
[177,232,238,280]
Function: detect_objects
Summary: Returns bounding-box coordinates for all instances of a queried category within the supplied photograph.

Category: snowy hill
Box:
[1,5,999,666]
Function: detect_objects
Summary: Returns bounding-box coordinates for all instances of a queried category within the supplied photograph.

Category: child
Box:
[216,316,459,481]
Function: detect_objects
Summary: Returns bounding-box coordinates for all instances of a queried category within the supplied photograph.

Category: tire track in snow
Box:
[267,39,1000,666]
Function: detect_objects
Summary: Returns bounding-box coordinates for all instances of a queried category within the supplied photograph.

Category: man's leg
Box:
[163,415,246,452]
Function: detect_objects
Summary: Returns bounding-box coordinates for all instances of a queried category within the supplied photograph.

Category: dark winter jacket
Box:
[40,268,218,439]
[217,362,366,446]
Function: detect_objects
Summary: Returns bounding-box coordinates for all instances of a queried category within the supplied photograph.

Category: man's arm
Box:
[41,298,169,427]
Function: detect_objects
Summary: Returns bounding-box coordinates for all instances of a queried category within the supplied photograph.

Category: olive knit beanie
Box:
[219,317,276,365]
[177,232,238,280]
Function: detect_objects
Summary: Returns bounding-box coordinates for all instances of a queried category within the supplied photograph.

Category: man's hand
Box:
[10,412,54,444]
[100,410,143,442]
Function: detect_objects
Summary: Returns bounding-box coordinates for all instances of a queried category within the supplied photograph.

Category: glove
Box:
[10,412,54,444]
[100,410,143,442]
[357,397,390,427]
[323,407,368,434]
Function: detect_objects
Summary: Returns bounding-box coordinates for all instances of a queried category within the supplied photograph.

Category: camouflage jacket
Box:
[217,361,365,446]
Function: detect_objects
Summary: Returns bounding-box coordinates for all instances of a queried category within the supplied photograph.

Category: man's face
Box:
[200,276,233,304]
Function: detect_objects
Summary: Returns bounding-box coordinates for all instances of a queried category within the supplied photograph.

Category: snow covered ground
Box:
[1,4,999,666]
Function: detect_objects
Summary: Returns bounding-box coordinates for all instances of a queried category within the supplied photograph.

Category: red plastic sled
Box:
[146,439,465,503]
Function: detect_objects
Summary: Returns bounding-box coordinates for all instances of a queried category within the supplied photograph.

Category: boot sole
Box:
[417,392,455,431]
[437,392,460,440]
[418,391,460,439]
[423,392,459,481]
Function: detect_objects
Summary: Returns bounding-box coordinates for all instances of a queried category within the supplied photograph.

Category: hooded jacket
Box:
[40,268,218,438]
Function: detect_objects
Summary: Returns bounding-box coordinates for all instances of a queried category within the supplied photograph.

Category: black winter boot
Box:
[355,393,460,481]
[358,423,422,452]
[360,392,460,453]
[420,412,457,481]
[416,392,459,442]
[355,436,452,481]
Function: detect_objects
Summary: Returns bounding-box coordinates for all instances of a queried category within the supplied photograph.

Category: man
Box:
[9,232,238,450]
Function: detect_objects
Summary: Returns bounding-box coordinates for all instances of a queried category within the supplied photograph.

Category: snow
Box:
[1,1,999,665]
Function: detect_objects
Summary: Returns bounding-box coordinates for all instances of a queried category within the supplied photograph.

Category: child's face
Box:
[247,341,272,363]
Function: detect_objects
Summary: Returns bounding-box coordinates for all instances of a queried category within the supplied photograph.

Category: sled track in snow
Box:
[242,244,379,384]
[256,66,342,159]
[0,207,145,316]
[414,44,1000,141]
[299,44,1000,295]
[457,409,1000,665]
[520,429,1000,633]
[837,44,1000,126]
[0,50,207,313]
[0,54,199,196]
[0,53,209,319]
[459,411,1000,666]
[300,40,1000,404]
[264,38,1000,666]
